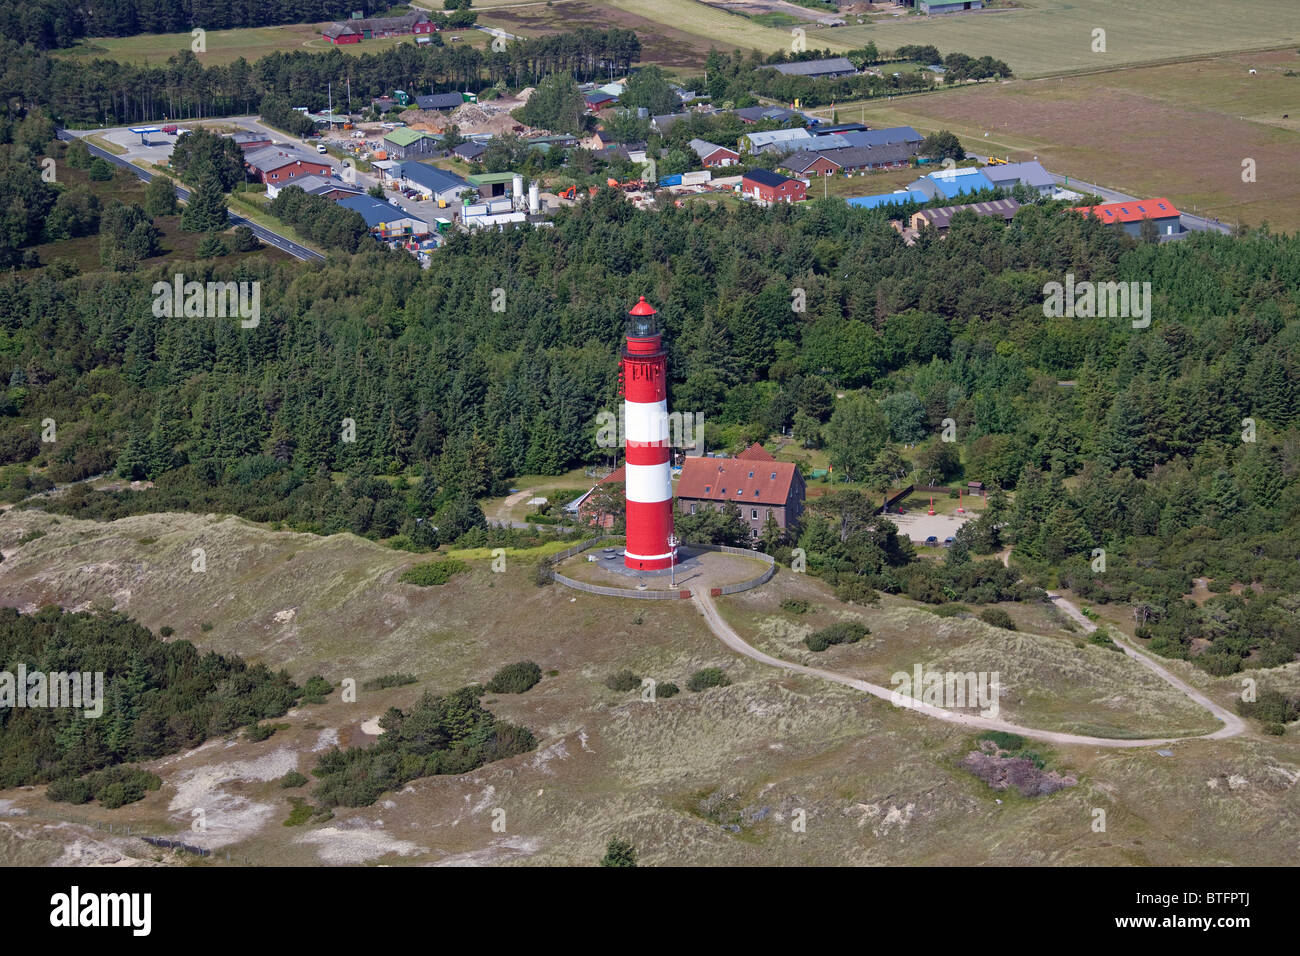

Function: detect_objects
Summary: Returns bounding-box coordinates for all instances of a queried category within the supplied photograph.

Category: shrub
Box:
[688,667,730,692]
[978,607,1016,630]
[604,669,641,692]
[928,604,970,618]
[246,722,275,742]
[88,158,115,181]
[600,837,637,867]
[159,625,175,637]
[300,675,333,704]
[196,233,229,257]
[780,598,810,614]
[978,731,1024,751]
[280,771,309,788]
[47,766,161,808]
[486,661,542,694]
[199,620,213,632]
[361,673,417,691]
[804,620,869,652]
[656,681,680,699]
[400,559,467,586]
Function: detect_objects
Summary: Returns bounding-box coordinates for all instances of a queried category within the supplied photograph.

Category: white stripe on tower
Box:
[623,400,669,444]
[624,462,672,503]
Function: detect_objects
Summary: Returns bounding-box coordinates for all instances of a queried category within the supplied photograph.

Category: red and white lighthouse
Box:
[621,296,675,571]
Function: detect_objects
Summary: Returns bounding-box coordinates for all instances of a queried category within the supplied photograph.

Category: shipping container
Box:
[681,170,712,186]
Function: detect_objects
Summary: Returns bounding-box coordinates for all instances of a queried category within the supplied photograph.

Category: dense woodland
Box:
[1,167,1296,670]
[0,26,642,125]
[0,607,306,788]
[0,0,457,51]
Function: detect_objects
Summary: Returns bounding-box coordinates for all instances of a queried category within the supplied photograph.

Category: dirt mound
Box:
[451,103,492,127]
[403,109,453,132]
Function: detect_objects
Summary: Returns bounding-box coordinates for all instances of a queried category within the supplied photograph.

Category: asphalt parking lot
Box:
[891,510,973,545]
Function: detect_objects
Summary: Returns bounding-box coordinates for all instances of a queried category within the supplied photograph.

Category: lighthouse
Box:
[621,296,675,571]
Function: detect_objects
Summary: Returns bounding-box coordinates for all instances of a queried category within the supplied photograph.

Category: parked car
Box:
[316,144,328,154]
[925,536,938,547]
[943,537,955,548]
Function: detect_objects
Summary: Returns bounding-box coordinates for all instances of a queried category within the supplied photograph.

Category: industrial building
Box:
[336,194,429,240]
[392,161,471,204]
[909,166,997,201]
[1072,198,1184,237]
[982,160,1056,195]
[383,127,440,160]
[266,174,363,201]
[919,0,984,13]
[847,189,931,210]
[910,198,1021,232]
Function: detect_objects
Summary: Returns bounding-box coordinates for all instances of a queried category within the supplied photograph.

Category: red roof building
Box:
[741,168,807,205]
[676,453,806,539]
[1072,197,1183,237]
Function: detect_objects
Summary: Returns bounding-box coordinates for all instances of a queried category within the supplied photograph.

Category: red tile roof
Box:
[1072,197,1180,225]
[736,443,775,461]
[677,456,798,506]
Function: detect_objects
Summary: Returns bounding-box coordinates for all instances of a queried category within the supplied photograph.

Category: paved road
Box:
[58,127,325,262]
[690,574,1243,748]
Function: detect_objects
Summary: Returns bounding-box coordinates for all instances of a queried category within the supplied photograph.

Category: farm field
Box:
[805,0,1300,78]
[478,0,837,70]
[805,49,1300,231]
[53,23,489,68]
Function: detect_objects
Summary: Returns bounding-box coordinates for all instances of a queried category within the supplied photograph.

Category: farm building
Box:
[847,189,931,210]
[676,446,806,539]
[266,174,363,201]
[742,169,807,205]
[919,0,984,13]
[244,146,332,185]
[336,195,429,239]
[740,127,814,155]
[323,12,434,44]
[227,131,273,150]
[764,57,858,79]
[911,198,1020,232]
[810,122,869,135]
[688,139,739,167]
[383,127,440,159]
[909,166,996,201]
[782,151,841,177]
[394,161,471,203]
[982,160,1055,195]
[1072,198,1183,237]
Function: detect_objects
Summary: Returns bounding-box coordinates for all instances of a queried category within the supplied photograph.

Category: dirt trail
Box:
[691,585,1244,748]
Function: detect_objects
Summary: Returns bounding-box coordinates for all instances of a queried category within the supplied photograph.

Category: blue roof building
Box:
[910,167,996,201]
[337,195,429,237]
[847,189,931,211]
[395,161,470,201]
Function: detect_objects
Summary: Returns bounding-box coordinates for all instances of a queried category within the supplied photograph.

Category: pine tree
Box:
[180,172,228,233]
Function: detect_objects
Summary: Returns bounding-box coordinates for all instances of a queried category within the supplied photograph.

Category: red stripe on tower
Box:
[622,296,675,571]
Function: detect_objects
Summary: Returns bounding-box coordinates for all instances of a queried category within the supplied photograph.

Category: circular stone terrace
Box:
[553,543,774,599]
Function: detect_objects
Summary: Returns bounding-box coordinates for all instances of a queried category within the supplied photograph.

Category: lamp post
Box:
[668,534,678,588]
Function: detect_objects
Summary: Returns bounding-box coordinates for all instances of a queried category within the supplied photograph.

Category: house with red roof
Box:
[676,445,805,539]
[1072,197,1183,237]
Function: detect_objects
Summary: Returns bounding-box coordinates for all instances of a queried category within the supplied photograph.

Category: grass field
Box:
[3,507,1293,866]
[804,48,1300,231]
[806,0,1300,78]
[54,22,489,68]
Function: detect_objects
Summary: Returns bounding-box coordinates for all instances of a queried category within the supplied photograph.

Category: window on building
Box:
[751,509,758,519]
[770,472,777,479]
[748,471,754,478]
[690,504,696,514]
[720,488,726,494]
[705,485,711,493]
